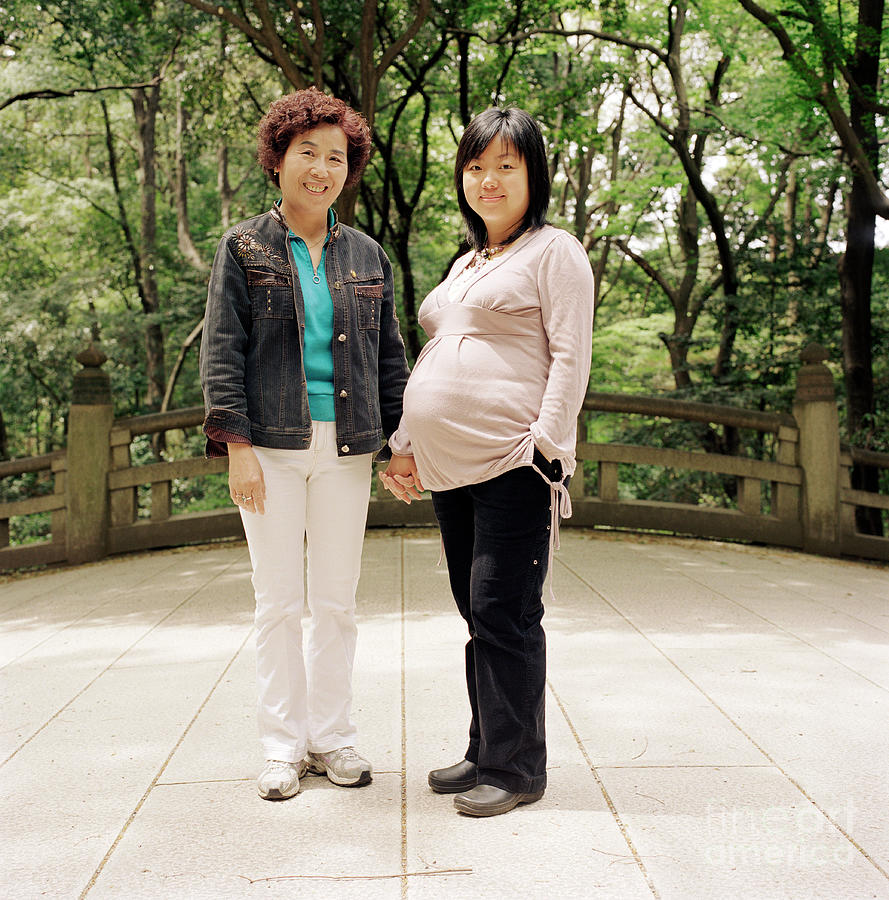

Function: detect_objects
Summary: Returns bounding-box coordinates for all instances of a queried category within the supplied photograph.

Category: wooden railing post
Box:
[66,343,113,565]
[51,454,67,547]
[792,343,841,555]
[568,412,587,502]
[773,425,800,522]
[109,426,136,527]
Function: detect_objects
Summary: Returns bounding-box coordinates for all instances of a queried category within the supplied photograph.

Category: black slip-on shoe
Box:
[453,783,545,817]
[428,759,478,793]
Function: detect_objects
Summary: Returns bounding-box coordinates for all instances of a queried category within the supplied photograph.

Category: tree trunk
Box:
[784,165,800,323]
[216,23,235,231]
[669,182,701,390]
[660,330,694,390]
[133,84,166,414]
[838,0,883,535]
[590,91,629,304]
[338,184,359,226]
[392,233,420,361]
[217,144,234,230]
[174,70,209,272]
[663,4,739,380]
[457,32,470,126]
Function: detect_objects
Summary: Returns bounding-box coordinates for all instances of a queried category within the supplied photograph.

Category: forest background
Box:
[1,0,887,537]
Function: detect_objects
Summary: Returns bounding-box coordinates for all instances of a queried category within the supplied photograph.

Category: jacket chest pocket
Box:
[354,282,383,330]
[248,273,294,320]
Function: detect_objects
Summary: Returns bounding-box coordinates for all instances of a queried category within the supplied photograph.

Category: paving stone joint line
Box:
[1,556,246,769]
[77,616,254,898]
[556,555,889,884]
[672,563,889,693]
[547,677,662,900]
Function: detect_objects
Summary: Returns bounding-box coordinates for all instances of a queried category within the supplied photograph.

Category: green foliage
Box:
[590,313,683,395]
[1,0,886,519]
[0,471,55,545]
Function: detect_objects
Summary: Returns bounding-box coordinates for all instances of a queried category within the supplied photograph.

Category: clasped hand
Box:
[380,454,424,503]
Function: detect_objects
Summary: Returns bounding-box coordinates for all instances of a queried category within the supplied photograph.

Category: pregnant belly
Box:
[402,335,544,451]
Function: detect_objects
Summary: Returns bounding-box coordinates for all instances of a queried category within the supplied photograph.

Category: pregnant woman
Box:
[381,106,594,816]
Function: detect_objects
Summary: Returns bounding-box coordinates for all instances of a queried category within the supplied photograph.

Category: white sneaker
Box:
[257,759,304,800]
[305,747,372,787]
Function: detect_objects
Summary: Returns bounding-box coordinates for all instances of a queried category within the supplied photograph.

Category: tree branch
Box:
[180,0,267,45]
[1,78,160,112]
[376,0,432,79]
[250,0,307,88]
[447,25,668,62]
[18,164,120,226]
[737,0,889,217]
[613,238,679,306]
[161,318,204,413]
[740,155,793,252]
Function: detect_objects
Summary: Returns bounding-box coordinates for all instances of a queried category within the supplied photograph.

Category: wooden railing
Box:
[841,447,889,559]
[105,406,435,556]
[107,407,233,555]
[568,393,805,549]
[0,451,67,569]
[1,343,887,572]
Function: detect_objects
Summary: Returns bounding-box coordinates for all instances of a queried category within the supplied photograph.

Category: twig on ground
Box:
[237,868,473,884]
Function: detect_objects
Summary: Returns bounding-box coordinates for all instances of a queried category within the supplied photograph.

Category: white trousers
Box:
[240,422,373,763]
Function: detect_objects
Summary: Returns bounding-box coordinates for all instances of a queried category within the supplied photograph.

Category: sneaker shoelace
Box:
[266,760,296,775]
[331,746,361,762]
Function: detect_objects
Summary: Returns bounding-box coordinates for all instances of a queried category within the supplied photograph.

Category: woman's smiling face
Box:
[461,138,530,246]
[277,124,349,222]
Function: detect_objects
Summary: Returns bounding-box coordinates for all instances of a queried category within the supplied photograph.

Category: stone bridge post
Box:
[793,343,841,555]
[66,344,113,565]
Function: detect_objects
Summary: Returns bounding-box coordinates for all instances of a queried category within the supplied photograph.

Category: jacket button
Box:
[341,444,350,453]
[334,281,342,289]
[338,333,346,342]
[339,390,348,398]
[350,269,357,278]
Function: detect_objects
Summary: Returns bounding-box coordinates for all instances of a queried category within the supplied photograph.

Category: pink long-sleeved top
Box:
[389,225,594,494]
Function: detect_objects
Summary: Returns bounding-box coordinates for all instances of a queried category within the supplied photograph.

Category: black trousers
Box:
[432,466,552,794]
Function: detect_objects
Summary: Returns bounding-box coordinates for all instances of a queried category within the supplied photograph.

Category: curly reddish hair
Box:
[257,87,372,189]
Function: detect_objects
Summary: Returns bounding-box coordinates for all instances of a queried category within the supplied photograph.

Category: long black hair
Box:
[454,106,551,251]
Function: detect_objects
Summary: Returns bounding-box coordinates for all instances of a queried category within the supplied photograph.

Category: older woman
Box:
[382,107,594,816]
[200,88,410,800]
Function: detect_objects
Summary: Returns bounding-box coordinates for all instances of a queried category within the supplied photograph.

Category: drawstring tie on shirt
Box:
[531,461,573,601]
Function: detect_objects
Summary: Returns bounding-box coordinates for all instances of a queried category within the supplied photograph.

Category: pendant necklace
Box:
[294,231,327,284]
[467,243,506,272]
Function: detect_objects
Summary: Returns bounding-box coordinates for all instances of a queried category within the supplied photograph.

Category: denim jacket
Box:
[199,205,410,458]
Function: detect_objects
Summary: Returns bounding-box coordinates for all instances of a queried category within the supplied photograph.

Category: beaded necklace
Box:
[448,243,509,303]
[466,243,506,271]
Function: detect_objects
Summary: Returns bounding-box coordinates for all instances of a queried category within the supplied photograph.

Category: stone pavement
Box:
[1,529,888,900]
